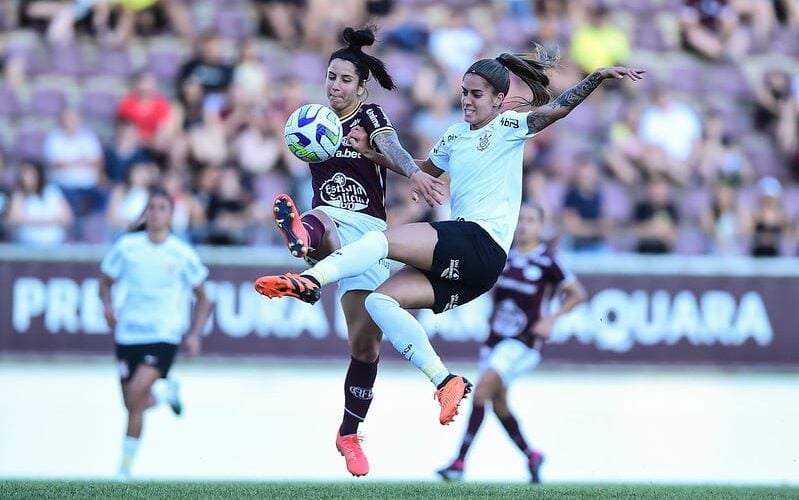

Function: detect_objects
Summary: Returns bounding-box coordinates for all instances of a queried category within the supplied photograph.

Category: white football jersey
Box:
[101,232,209,345]
[429,110,536,253]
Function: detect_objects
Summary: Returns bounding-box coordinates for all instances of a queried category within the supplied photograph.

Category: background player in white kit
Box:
[437,201,587,483]
[256,47,644,432]
[99,186,211,481]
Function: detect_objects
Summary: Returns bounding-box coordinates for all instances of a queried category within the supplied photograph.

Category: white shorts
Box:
[315,206,390,297]
[478,338,542,387]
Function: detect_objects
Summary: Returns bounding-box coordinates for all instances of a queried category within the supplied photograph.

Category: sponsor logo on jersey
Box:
[476,132,492,152]
[348,386,374,400]
[440,259,460,280]
[366,108,381,128]
[320,172,369,211]
[523,266,543,281]
[143,354,158,365]
[500,116,520,128]
[334,148,363,159]
[443,294,460,311]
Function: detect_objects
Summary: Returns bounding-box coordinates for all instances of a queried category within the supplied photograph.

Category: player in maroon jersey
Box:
[437,201,587,483]
[269,26,445,477]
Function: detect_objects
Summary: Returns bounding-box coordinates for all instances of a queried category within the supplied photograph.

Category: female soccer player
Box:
[436,201,587,484]
[99,186,211,481]
[257,48,644,443]
[271,26,444,477]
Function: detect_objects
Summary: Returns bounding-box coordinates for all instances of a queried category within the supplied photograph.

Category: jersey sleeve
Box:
[100,238,126,279]
[499,110,538,141]
[428,124,459,172]
[361,104,395,146]
[180,246,209,288]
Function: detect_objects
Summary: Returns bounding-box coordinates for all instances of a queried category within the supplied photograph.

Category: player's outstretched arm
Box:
[526,66,646,134]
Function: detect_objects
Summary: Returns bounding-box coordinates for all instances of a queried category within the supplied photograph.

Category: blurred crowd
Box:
[0,0,798,256]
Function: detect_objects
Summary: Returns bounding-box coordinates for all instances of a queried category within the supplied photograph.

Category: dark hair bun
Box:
[342,26,376,50]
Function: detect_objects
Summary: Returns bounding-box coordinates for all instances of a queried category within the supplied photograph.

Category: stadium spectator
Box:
[696,110,753,186]
[162,168,205,243]
[261,26,445,478]
[437,201,587,484]
[633,175,680,253]
[411,87,463,157]
[255,48,645,459]
[427,8,484,78]
[604,99,648,187]
[699,179,745,255]
[680,0,749,61]
[43,107,107,228]
[6,159,73,246]
[100,186,211,482]
[177,31,234,111]
[104,121,152,184]
[205,165,252,245]
[754,69,798,171]
[229,104,284,177]
[561,153,611,252]
[741,176,791,256]
[115,0,194,41]
[117,71,173,150]
[106,160,159,237]
[638,86,702,185]
[232,38,273,105]
[569,2,630,76]
[255,0,305,47]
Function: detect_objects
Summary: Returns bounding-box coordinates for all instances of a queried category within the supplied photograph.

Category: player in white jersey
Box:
[255,46,644,430]
[99,186,211,481]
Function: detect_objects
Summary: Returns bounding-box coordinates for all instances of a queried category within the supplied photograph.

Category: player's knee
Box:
[348,328,381,362]
[364,291,398,320]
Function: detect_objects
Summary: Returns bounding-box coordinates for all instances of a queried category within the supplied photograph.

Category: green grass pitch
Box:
[1,481,797,499]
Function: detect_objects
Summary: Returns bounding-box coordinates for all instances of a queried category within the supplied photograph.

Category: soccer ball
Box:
[284,103,343,163]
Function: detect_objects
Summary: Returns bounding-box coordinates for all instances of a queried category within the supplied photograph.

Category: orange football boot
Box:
[253,272,321,304]
[335,429,369,477]
[273,194,309,258]
[434,376,472,425]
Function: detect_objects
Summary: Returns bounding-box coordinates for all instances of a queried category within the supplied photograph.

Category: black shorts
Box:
[422,220,507,313]
[115,342,178,383]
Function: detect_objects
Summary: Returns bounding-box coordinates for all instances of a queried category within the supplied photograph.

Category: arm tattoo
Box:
[527,71,604,134]
[374,132,420,178]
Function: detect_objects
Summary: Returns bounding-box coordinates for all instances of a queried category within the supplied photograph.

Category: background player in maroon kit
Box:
[437,201,587,483]
[269,26,444,477]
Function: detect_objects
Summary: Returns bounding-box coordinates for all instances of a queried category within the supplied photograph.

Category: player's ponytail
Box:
[330,26,396,91]
[466,43,559,109]
[497,44,559,108]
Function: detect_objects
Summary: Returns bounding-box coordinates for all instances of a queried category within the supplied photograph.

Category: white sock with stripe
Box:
[365,292,450,387]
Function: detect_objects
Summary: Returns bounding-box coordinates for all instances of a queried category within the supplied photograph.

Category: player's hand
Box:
[104,305,116,330]
[347,125,370,154]
[597,66,646,81]
[183,333,202,358]
[531,316,556,340]
[409,170,446,206]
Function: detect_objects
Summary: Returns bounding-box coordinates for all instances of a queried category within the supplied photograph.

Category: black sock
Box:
[340,356,378,436]
[300,274,321,287]
[456,404,485,461]
[436,373,455,390]
[497,412,531,455]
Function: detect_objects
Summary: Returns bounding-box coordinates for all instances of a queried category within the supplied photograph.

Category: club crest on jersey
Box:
[321,172,369,211]
[476,132,492,152]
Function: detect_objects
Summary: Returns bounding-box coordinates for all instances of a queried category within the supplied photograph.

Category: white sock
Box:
[120,436,139,472]
[150,381,165,406]
[304,231,388,286]
[365,292,450,387]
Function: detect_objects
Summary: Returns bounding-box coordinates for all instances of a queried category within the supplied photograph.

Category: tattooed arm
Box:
[526,66,646,134]
[351,129,445,206]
